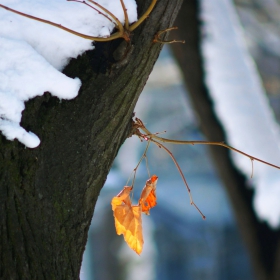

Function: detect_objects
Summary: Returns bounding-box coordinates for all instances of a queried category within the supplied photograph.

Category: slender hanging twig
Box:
[131,117,280,219]
[135,117,280,172]
[145,153,151,178]
[151,138,206,219]
[126,140,151,187]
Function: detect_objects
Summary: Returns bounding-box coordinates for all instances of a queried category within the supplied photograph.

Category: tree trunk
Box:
[0,1,182,279]
[170,1,280,280]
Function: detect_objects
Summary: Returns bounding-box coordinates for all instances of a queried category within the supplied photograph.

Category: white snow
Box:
[0,0,137,148]
[201,0,280,227]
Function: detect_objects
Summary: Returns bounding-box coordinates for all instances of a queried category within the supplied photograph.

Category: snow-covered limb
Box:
[0,0,160,42]
[0,0,137,147]
[201,0,280,227]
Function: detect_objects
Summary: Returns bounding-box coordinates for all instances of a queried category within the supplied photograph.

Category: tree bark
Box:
[0,1,182,279]
[170,1,280,280]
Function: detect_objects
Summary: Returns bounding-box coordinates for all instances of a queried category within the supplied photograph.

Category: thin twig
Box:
[126,141,151,187]
[145,154,151,178]
[67,0,116,27]
[136,118,280,171]
[153,27,185,44]
[129,0,158,31]
[0,0,160,42]
[0,3,123,41]
[133,116,280,219]
[150,139,206,219]
[87,0,124,32]
[119,0,130,30]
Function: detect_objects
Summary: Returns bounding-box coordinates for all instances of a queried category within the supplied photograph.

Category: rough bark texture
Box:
[170,1,280,280]
[0,1,182,279]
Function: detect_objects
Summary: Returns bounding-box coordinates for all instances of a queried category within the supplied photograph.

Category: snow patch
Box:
[201,0,280,227]
[0,0,137,147]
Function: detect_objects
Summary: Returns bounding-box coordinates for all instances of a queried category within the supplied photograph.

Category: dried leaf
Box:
[111,186,143,254]
[111,186,132,211]
[111,175,158,255]
[113,204,143,254]
[139,175,158,215]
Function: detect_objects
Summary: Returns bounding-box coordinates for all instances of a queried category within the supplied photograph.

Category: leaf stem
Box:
[126,141,151,187]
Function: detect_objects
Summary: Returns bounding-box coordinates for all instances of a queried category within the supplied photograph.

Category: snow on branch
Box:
[0,0,137,148]
[201,0,280,227]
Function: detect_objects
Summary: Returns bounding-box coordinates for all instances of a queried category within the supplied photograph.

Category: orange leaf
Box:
[111,175,158,254]
[139,175,158,215]
[111,186,143,254]
[111,186,132,211]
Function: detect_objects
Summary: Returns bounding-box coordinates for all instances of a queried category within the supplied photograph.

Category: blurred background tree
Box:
[81,1,280,280]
